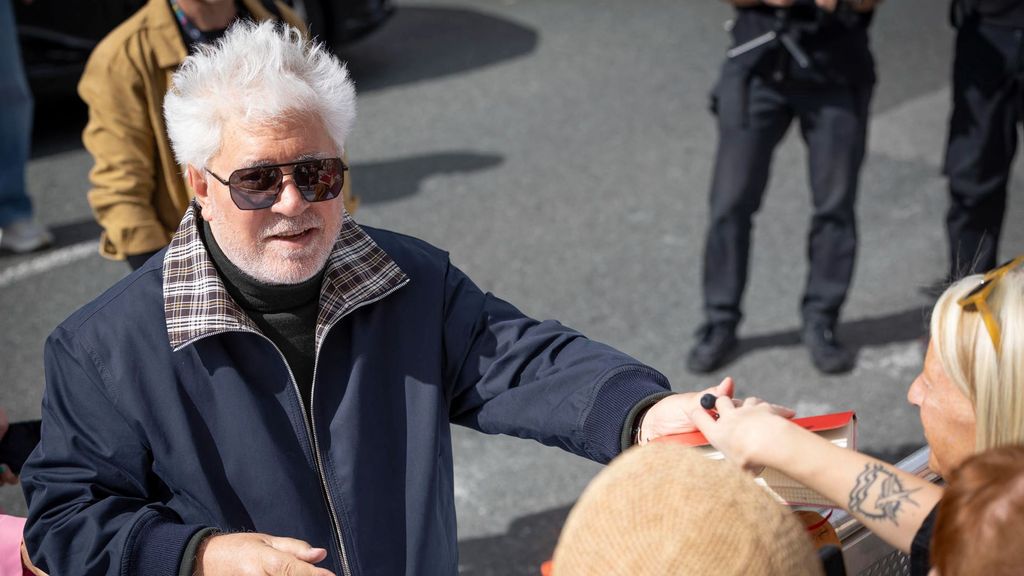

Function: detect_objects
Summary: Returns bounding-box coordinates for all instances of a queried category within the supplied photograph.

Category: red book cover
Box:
[655,411,858,507]
[657,410,856,449]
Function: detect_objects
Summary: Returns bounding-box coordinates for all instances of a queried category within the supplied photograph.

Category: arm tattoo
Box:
[848,463,921,524]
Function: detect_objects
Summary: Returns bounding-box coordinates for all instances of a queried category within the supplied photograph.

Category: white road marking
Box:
[0,241,97,289]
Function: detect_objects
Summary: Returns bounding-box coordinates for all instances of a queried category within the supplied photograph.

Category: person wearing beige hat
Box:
[550,443,823,576]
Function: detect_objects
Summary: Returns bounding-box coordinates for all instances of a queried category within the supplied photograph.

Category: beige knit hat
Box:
[551,443,824,576]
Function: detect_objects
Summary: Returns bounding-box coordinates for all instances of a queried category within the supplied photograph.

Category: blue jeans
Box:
[0,0,34,227]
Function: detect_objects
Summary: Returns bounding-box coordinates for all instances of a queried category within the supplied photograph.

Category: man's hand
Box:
[687,395,799,471]
[0,408,18,486]
[639,378,796,449]
[197,533,336,576]
[639,377,744,443]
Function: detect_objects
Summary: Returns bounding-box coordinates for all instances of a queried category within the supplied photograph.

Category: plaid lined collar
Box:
[163,203,409,351]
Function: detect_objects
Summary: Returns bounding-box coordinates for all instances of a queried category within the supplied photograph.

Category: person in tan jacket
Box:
[80,0,357,269]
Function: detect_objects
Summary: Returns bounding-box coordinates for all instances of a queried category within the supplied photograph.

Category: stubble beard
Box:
[216,212,342,285]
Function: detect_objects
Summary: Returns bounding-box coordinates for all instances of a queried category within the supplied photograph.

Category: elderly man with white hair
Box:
[21,22,752,576]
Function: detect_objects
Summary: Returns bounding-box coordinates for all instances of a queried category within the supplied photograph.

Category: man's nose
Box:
[272,175,309,216]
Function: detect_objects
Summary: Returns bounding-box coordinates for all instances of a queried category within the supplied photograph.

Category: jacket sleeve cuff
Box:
[178,527,220,576]
[619,390,677,453]
[123,509,210,576]
[582,366,671,464]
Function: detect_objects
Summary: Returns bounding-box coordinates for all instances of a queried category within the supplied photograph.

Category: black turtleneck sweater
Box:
[199,220,323,411]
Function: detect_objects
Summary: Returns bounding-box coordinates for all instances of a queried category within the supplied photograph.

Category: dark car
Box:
[16,0,393,98]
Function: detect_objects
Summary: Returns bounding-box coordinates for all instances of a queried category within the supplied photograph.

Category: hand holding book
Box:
[687,394,819,472]
[678,393,942,552]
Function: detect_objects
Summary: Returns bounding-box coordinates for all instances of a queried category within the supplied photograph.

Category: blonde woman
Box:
[690,256,1024,576]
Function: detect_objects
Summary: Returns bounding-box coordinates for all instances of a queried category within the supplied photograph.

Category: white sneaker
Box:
[0,218,54,253]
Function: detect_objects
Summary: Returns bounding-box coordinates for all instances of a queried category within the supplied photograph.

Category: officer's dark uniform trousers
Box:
[702,60,874,328]
[945,19,1024,279]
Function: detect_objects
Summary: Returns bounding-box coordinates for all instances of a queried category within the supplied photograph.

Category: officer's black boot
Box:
[686,322,738,373]
[802,320,854,375]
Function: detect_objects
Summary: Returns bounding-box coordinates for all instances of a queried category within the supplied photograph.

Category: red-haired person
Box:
[929,445,1024,576]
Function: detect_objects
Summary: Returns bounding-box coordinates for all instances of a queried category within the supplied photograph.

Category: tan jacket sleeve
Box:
[80,46,171,258]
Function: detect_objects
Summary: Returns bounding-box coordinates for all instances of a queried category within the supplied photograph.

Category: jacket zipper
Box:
[307,277,411,576]
[180,276,410,576]
[258,335,354,576]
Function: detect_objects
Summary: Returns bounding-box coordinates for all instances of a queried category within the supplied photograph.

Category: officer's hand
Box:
[762,0,796,6]
[815,0,839,12]
[197,533,336,576]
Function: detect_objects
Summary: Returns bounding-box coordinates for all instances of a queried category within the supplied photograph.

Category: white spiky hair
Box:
[164,20,356,169]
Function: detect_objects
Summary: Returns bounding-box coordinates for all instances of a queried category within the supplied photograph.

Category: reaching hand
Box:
[639,377,748,443]
[638,377,735,444]
[687,395,798,471]
[197,533,337,576]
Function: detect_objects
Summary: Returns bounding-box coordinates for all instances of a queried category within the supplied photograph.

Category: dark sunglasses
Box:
[956,255,1024,354]
[206,157,347,210]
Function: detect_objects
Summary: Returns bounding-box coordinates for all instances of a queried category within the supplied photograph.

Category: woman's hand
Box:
[640,378,795,446]
[688,395,799,471]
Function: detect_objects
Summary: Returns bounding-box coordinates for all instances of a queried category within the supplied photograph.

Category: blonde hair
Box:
[930,265,1024,452]
[164,20,356,170]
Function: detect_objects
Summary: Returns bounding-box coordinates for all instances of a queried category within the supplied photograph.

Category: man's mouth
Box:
[267,227,316,241]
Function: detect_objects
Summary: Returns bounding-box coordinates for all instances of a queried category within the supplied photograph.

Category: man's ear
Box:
[186,165,214,222]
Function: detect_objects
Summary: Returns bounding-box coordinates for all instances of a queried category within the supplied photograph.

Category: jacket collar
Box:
[163,203,409,351]
[146,0,189,70]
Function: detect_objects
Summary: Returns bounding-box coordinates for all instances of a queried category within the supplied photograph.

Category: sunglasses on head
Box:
[206,157,347,210]
[956,255,1024,354]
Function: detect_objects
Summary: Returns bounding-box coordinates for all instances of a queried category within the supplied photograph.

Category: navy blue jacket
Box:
[22,209,670,576]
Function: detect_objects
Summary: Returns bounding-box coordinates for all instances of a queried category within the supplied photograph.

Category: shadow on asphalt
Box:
[339,6,538,93]
[0,219,102,267]
[458,505,569,576]
[48,218,102,247]
[353,152,503,205]
[29,6,538,159]
[731,305,931,360]
[30,94,88,159]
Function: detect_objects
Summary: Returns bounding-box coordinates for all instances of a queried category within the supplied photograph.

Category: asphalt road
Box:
[3,1,1023,574]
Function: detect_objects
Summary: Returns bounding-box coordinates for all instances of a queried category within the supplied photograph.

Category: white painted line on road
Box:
[0,241,97,289]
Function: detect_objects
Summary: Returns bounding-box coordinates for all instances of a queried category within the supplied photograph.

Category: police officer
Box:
[687,0,880,375]
[944,0,1024,280]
